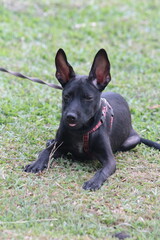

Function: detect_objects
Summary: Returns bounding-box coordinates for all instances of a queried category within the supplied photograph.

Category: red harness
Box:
[83,98,114,153]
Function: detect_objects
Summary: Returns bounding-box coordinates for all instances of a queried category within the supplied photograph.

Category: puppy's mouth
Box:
[68,123,77,127]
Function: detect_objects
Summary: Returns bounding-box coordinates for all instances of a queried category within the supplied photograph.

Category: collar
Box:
[83,98,114,153]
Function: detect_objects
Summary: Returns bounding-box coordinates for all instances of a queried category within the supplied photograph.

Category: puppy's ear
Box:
[55,49,75,87]
[89,49,111,91]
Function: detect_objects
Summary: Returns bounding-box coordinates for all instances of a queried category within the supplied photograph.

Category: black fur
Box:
[24,49,160,190]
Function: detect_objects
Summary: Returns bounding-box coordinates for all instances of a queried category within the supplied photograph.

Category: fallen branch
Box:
[0,218,58,224]
[149,105,160,109]
[47,141,63,170]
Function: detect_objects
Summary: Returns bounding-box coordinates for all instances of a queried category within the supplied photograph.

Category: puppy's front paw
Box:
[83,179,102,191]
[82,169,108,191]
[24,161,47,173]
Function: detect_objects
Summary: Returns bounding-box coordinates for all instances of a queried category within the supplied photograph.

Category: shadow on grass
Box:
[49,156,101,173]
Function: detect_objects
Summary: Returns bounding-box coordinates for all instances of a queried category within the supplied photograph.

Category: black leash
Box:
[0,67,63,90]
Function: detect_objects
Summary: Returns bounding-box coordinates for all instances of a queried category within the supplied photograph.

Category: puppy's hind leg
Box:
[119,129,141,151]
[46,139,55,147]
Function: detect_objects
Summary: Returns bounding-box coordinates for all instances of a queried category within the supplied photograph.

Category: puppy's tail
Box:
[140,138,160,150]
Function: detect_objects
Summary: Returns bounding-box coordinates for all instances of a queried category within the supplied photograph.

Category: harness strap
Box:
[83,98,114,153]
[0,67,63,90]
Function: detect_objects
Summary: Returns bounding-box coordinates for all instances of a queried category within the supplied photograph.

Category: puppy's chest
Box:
[66,136,84,155]
[70,139,84,154]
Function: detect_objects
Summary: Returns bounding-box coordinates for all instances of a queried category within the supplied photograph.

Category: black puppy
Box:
[24,49,160,190]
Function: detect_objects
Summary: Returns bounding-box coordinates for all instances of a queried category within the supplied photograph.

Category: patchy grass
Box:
[0,0,160,239]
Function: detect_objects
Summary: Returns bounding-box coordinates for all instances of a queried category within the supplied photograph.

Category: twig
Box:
[47,141,63,170]
[0,218,57,224]
[149,105,160,109]
[117,222,134,228]
[55,181,66,190]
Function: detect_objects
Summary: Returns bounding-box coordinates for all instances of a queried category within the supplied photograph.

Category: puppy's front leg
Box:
[24,143,54,173]
[83,140,116,191]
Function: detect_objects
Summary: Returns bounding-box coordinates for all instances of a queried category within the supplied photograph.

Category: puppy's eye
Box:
[64,95,70,101]
[84,96,93,101]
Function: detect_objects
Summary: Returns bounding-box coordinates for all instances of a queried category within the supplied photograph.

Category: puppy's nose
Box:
[66,113,77,123]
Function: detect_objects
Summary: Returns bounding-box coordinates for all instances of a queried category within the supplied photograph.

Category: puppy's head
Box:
[55,49,111,130]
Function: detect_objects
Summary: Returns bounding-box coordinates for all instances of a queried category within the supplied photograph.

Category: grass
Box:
[0,0,160,239]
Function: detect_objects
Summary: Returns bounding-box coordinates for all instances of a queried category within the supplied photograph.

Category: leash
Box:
[0,67,63,90]
[83,98,114,153]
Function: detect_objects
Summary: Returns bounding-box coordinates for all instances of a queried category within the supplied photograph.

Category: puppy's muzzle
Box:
[66,113,78,127]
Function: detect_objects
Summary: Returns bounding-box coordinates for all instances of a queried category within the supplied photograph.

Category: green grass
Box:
[0,0,160,239]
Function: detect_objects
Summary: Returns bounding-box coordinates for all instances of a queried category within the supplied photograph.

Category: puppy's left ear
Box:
[55,49,75,87]
[89,49,111,91]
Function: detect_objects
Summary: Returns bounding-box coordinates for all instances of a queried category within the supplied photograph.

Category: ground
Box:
[0,0,160,239]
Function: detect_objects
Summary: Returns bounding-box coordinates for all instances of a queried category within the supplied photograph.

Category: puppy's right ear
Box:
[55,49,75,87]
[89,49,111,91]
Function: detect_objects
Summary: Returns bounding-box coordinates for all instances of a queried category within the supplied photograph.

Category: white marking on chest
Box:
[74,142,84,154]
